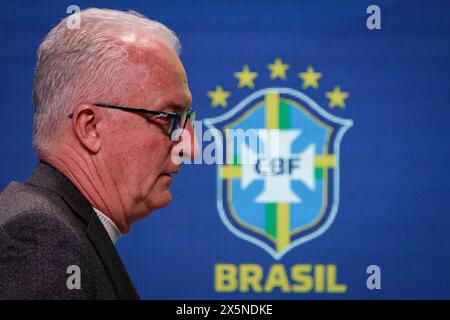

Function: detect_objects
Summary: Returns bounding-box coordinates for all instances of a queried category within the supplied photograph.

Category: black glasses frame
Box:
[68,103,195,141]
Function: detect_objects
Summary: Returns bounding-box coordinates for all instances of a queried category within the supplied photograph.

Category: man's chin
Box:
[151,191,172,209]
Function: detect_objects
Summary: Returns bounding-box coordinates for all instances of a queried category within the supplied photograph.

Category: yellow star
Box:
[298,66,322,89]
[267,58,289,80]
[207,85,231,108]
[234,65,258,89]
[325,86,349,108]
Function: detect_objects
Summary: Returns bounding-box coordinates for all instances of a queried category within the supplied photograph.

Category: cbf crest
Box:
[204,61,352,259]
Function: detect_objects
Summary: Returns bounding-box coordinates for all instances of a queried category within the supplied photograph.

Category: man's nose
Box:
[178,122,199,161]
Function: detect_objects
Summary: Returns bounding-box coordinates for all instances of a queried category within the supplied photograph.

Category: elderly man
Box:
[0,8,197,299]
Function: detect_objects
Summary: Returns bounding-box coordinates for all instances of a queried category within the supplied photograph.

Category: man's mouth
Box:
[161,168,179,178]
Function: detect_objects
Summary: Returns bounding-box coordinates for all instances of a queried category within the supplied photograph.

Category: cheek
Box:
[139,144,171,178]
[124,139,171,187]
[103,122,171,182]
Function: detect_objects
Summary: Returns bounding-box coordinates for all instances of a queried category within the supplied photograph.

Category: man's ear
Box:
[70,104,102,153]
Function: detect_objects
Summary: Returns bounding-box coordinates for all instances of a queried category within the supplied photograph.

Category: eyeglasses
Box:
[68,103,196,141]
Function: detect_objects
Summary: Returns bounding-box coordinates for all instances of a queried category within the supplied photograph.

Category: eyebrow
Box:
[163,102,189,113]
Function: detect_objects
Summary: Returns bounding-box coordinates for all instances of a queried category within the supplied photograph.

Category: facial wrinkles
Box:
[56,141,121,226]
[104,35,189,215]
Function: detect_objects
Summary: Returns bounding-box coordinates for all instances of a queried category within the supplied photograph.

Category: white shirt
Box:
[93,207,121,245]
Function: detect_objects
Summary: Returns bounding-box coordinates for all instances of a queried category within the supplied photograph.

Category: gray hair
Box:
[32,8,181,155]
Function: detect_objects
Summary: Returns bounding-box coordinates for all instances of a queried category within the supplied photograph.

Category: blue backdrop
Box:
[1,0,449,299]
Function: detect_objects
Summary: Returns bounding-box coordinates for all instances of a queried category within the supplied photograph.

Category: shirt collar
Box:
[93,207,122,245]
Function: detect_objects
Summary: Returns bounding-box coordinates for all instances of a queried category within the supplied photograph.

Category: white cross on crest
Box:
[241,129,316,204]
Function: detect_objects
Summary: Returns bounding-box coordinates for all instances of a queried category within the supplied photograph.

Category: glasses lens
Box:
[189,111,196,128]
[179,112,188,129]
[171,112,186,141]
[170,111,196,141]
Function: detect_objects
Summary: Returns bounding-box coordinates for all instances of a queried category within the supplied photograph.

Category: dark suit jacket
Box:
[0,162,140,300]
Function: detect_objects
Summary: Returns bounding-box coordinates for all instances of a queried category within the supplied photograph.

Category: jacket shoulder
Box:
[0,182,95,299]
[0,181,82,228]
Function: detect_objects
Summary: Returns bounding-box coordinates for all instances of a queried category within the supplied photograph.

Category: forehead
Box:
[120,32,191,110]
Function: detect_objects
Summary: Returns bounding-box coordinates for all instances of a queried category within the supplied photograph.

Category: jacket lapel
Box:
[86,213,140,300]
[27,161,140,300]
